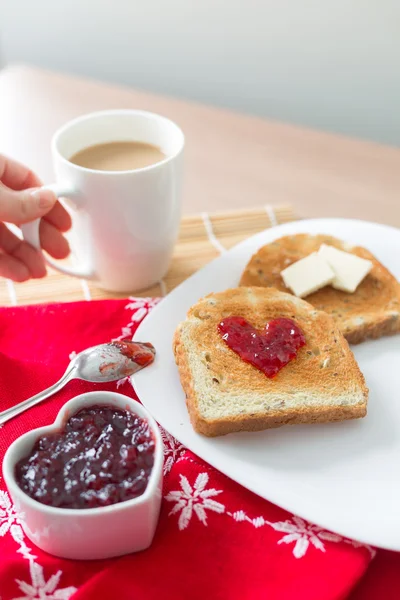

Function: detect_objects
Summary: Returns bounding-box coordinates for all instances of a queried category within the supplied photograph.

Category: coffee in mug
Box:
[69,141,166,172]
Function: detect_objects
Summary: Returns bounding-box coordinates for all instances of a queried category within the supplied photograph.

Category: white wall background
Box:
[1,0,399,146]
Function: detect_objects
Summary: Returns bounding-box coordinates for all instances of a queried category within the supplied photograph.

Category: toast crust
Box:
[173,287,368,437]
[239,234,400,344]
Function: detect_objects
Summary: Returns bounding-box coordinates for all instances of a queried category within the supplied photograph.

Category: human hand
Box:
[0,154,72,282]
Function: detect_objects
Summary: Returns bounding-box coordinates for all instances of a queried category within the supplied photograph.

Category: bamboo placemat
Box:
[0,205,295,306]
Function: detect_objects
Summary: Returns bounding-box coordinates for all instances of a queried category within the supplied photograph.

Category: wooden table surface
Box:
[0,64,399,226]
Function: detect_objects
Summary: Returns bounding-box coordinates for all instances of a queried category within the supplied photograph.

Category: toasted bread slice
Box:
[240,234,400,344]
[173,287,368,437]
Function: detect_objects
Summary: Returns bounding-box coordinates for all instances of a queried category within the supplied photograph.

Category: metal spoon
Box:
[0,340,155,426]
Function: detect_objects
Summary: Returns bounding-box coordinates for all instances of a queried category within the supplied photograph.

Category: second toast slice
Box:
[240,234,400,344]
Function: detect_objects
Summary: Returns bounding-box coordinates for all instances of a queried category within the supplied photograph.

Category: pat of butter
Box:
[318,244,372,293]
[281,252,335,298]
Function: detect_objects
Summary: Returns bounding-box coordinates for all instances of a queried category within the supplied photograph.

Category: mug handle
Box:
[20,183,96,279]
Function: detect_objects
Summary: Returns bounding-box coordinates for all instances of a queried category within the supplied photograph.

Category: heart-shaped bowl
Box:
[2,391,163,560]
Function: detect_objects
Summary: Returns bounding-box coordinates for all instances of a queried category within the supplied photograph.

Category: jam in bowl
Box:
[15,404,156,510]
[2,392,163,560]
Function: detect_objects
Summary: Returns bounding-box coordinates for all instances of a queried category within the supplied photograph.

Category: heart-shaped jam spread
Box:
[218,316,306,378]
[15,405,155,509]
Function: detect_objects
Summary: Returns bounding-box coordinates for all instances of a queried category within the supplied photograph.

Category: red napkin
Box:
[0,298,399,600]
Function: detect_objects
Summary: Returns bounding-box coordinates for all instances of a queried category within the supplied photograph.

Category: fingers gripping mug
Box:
[21,110,184,292]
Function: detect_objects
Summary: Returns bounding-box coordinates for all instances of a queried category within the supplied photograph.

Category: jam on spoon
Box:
[99,340,155,376]
[218,316,306,378]
[15,405,155,509]
[0,339,156,427]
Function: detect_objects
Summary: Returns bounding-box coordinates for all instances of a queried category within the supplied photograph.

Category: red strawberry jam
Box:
[218,317,306,378]
[15,405,155,509]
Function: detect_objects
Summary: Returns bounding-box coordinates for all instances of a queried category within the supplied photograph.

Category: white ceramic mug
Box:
[22,110,184,292]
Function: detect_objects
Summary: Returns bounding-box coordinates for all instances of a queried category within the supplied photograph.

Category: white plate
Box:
[133,219,400,551]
